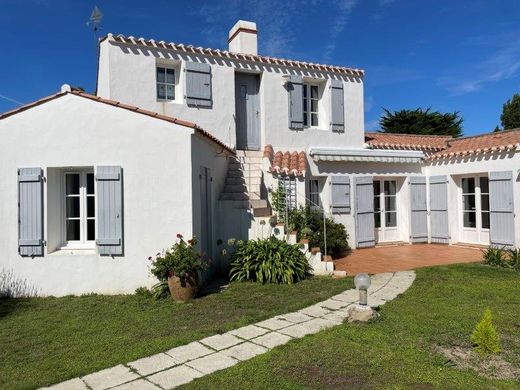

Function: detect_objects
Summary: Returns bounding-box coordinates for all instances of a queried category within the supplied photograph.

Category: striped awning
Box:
[309,147,424,163]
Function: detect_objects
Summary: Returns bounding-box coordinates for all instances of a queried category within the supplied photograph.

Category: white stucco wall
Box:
[97,39,365,151]
[0,94,227,296]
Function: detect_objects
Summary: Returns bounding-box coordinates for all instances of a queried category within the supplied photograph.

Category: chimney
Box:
[228,20,258,55]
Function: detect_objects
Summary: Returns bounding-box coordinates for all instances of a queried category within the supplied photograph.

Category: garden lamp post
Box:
[354,273,371,306]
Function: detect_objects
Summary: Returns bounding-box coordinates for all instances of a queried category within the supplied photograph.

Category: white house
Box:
[1,20,519,296]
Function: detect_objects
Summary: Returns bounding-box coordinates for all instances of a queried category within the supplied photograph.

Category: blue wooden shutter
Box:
[409,176,428,243]
[330,79,345,132]
[96,166,123,256]
[489,171,515,248]
[429,175,449,244]
[288,75,304,129]
[185,62,212,107]
[330,176,350,214]
[18,168,44,257]
[355,176,375,248]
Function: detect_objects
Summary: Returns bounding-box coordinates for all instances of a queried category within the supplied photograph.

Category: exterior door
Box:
[374,179,398,243]
[200,166,212,259]
[235,73,260,150]
[460,175,490,245]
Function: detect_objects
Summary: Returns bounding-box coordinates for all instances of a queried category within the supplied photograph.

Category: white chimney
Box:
[228,20,258,55]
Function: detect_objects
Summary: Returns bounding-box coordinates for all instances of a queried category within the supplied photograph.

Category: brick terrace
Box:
[334,244,483,275]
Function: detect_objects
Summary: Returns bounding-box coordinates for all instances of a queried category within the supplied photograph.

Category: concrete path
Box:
[43,271,416,390]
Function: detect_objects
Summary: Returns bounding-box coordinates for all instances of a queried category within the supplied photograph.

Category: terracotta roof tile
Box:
[0,88,235,154]
[106,34,364,77]
[430,128,520,160]
[264,145,306,177]
[365,132,452,151]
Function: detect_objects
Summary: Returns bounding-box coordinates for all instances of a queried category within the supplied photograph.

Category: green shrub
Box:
[508,249,520,270]
[482,247,507,267]
[470,308,501,355]
[149,234,209,283]
[229,237,311,284]
[288,207,350,259]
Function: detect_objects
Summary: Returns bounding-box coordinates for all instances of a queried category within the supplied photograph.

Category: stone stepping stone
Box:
[298,304,331,318]
[42,378,88,390]
[229,324,269,340]
[81,365,139,390]
[185,352,238,374]
[165,342,213,364]
[148,365,203,389]
[251,332,292,349]
[199,333,242,351]
[112,378,160,390]
[275,312,313,324]
[220,342,268,361]
[127,352,179,376]
[255,317,293,330]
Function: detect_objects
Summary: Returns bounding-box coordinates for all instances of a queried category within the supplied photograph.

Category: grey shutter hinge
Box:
[42,240,47,246]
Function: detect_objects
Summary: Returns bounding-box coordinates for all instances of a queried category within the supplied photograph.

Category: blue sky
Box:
[1,0,519,136]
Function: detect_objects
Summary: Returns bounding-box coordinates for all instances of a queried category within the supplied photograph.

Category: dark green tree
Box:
[500,93,520,130]
[379,108,463,137]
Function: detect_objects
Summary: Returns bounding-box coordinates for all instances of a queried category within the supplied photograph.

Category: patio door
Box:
[374,179,398,243]
[460,175,490,245]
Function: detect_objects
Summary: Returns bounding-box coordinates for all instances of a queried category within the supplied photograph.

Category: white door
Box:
[461,176,490,245]
[374,179,399,243]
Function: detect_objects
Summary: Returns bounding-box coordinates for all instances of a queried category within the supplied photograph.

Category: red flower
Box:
[176,233,183,239]
[188,239,193,245]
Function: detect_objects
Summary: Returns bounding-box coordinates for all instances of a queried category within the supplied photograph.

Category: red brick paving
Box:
[334,244,483,275]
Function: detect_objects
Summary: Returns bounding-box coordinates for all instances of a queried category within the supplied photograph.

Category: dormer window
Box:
[303,84,319,127]
[156,66,175,101]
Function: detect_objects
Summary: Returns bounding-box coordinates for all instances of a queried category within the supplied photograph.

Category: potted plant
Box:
[149,234,209,301]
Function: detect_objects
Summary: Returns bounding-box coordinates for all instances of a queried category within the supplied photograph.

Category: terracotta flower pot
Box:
[167,273,198,301]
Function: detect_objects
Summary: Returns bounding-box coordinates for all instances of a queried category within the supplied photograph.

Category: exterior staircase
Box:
[220,150,271,217]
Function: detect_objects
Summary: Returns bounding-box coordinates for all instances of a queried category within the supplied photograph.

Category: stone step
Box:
[253,206,272,218]
[223,184,247,193]
[220,192,261,201]
[250,199,269,209]
[226,177,262,186]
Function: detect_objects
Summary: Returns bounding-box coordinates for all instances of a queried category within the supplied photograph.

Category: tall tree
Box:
[379,108,463,137]
[500,93,520,130]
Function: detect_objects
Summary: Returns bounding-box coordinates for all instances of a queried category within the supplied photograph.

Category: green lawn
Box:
[181,264,520,390]
[0,277,353,390]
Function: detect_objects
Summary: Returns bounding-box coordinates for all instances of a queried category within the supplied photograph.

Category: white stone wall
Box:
[0,94,227,296]
[97,39,365,151]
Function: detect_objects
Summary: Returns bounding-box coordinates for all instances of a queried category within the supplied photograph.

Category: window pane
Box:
[303,85,307,97]
[311,114,318,127]
[373,181,380,195]
[66,220,80,241]
[463,211,476,228]
[310,85,318,98]
[87,196,95,218]
[157,84,166,100]
[310,99,318,112]
[303,113,308,127]
[480,177,489,193]
[66,174,80,195]
[374,212,381,228]
[87,220,95,241]
[86,173,94,195]
[385,211,397,227]
[481,194,489,212]
[463,195,476,211]
[166,84,175,100]
[482,212,490,229]
[166,68,175,84]
[66,197,80,218]
[156,67,165,82]
[374,196,381,212]
[385,196,396,212]
[462,177,475,194]
[384,180,396,195]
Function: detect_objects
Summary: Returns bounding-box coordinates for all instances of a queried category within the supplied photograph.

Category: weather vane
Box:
[87,6,103,32]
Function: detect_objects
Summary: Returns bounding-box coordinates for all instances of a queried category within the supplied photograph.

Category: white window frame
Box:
[303,83,319,128]
[156,66,176,101]
[60,169,95,249]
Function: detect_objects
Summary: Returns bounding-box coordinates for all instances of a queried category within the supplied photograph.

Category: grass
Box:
[180,264,520,390]
[0,276,353,390]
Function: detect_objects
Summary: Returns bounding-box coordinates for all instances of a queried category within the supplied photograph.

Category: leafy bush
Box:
[229,237,311,284]
[471,308,501,355]
[482,247,507,267]
[149,234,209,282]
[508,249,520,271]
[288,206,350,259]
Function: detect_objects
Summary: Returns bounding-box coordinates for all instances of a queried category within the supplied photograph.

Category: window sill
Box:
[49,248,97,256]
[157,99,183,105]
